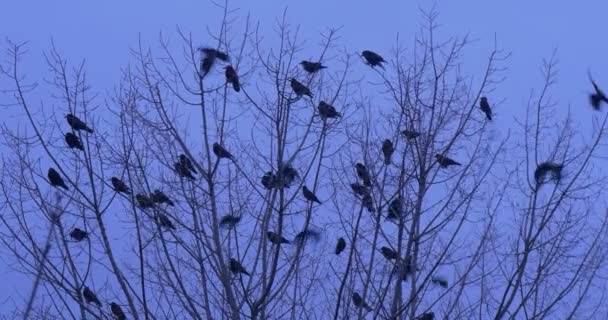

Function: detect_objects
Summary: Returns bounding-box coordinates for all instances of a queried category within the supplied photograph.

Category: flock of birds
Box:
[43,48,608,319]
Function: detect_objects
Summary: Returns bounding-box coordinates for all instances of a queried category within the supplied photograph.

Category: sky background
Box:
[1,0,607,314]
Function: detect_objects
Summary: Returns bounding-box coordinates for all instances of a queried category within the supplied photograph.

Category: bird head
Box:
[480,97,488,102]
[64,114,72,119]
[300,60,307,65]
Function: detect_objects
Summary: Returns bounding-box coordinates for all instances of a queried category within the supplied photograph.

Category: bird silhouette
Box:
[352,292,372,311]
[64,132,84,150]
[361,50,386,69]
[302,186,322,204]
[174,162,195,180]
[70,228,88,241]
[157,213,176,230]
[290,78,313,97]
[402,129,420,140]
[300,60,327,73]
[229,258,250,276]
[589,72,608,110]
[261,171,276,190]
[277,163,299,188]
[219,215,241,229]
[294,229,321,244]
[48,168,69,190]
[318,101,341,119]
[382,139,394,165]
[416,312,435,320]
[199,47,229,76]
[66,114,93,133]
[380,246,398,260]
[361,193,375,213]
[350,183,369,197]
[151,189,175,206]
[335,237,346,255]
[479,97,493,120]
[431,276,448,288]
[386,198,402,220]
[136,193,154,209]
[111,177,130,194]
[355,163,372,187]
[534,162,563,185]
[267,231,290,244]
[213,143,233,160]
[225,66,240,92]
[82,287,101,306]
[179,154,197,174]
[110,302,126,320]
[435,154,461,168]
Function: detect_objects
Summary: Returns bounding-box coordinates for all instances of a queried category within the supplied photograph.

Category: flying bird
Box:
[174,162,196,180]
[355,163,372,187]
[479,97,493,120]
[431,276,448,288]
[589,72,608,110]
[48,168,69,190]
[157,213,176,230]
[382,139,394,165]
[219,215,241,229]
[66,114,93,133]
[179,154,197,174]
[300,60,327,73]
[199,47,229,76]
[200,47,229,62]
[213,143,233,160]
[290,78,313,98]
[335,237,346,255]
[110,302,127,320]
[64,132,84,150]
[350,183,369,197]
[225,66,240,92]
[70,228,88,241]
[111,177,130,194]
[229,258,250,276]
[352,292,372,311]
[435,154,461,168]
[302,186,322,204]
[136,193,154,209]
[380,246,398,260]
[318,101,341,119]
[261,171,276,190]
[534,162,563,185]
[151,189,175,206]
[82,287,101,306]
[361,50,386,69]
[267,231,290,245]
[402,129,420,140]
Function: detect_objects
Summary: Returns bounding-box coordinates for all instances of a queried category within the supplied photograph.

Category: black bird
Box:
[361,50,386,69]
[335,237,346,255]
[213,143,233,160]
[382,139,394,165]
[416,312,435,320]
[199,47,229,76]
[361,193,375,213]
[380,246,398,260]
[534,162,563,185]
[136,193,154,209]
[318,101,341,119]
[157,213,176,230]
[261,171,276,189]
[355,163,372,187]
[111,177,130,194]
[225,66,240,92]
[200,47,229,62]
[82,287,101,306]
[431,276,448,288]
[435,154,461,168]
[277,163,299,188]
[151,189,175,206]
[302,186,321,204]
[174,162,196,180]
[48,168,69,190]
[229,258,250,276]
[110,302,126,320]
[294,229,321,244]
[179,154,197,174]
[396,256,415,281]
[386,198,402,220]
[65,132,84,150]
[589,73,608,110]
[300,60,327,73]
[351,292,372,311]
[219,215,241,229]
[479,97,493,120]
[66,114,93,133]
[267,231,290,245]
[290,78,313,98]
[70,228,88,241]
[402,129,420,140]
[350,183,369,197]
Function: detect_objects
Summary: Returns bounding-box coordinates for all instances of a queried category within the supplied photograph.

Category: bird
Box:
[225,66,240,92]
[151,189,175,206]
[294,229,321,244]
[318,101,341,119]
[110,302,126,320]
[402,129,420,140]
[382,139,394,165]
[302,186,321,204]
[70,228,88,241]
[267,231,290,245]
[396,256,415,281]
[261,171,276,190]
[431,276,448,288]
[199,47,229,76]
[229,258,250,276]
[300,60,327,73]
[82,287,101,306]
[479,97,493,120]
[219,215,241,229]
[416,312,435,320]
[174,162,195,180]
[65,114,93,133]
[111,177,130,194]
[380,246,398,260]
[136,193,154,209]
[435,154,461,168]
[278,164,299,188]
[335,237,346,255]
[361,193,375,212]
[290,78,313,97]
[351,292,372,311]
[157,213,176,230]
[589,72,608,110]
[213,143,233,160]
[350,183,369,197]
[355,163,372,187]
[534,162,563,185]
[179,154,197,174]
[48,168,69,190]
[361,50,386,69]
[386,198,402,220]
[64,132,84,150]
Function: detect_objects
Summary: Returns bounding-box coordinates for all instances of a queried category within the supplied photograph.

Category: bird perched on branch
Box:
[70,228,88,241]
[64,132,84,150]
[318,101,341,119]
[110,302,126,320]
[382,139,394,165]
[361,193,375,212]
[435,154,462,168]
[66,114,94,133]
[136,193,154,209]
[111,177,130,194]
[350,183,369,197]
[355,163,372,187]
[157,213,176,230]
[229,258,250,276]
[479,97,493,120]
[82,287,101,306]
[219,215,241,229]
[267,231,290,245]
[534,162,563,185]
[290,78,313,98]
[361,50,386,69]
[261,171,276,189]
[213,143,233,160]
[416,312,435,320]
[431,275,448,288]
[294,229,321,244]
[589,72,608,110]
[225,66,240,92]
[179,154,197,174]
[380,246,398,260]
[300,60,327,73]
[386,197,402,220]
[48,168,69,190]
[302,186,322,204]
[402,129,420,140]
[151,189,175,206]
[174,161,196,180]
[335,237,346,255]
[352,292,372,311]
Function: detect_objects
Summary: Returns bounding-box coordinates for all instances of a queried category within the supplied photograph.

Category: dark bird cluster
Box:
[589,73,608,110]
[479,97,493,120]
[318,101,341,119]
[361,50,386,69]
[290,78,313,98]
[300,60,327,73]
[435,154,461,168]
[534,161,563,185]
[199,47,229,77]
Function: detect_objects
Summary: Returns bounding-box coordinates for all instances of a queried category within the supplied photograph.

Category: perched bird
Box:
[589,73,608,110]
[534,162,563,185]
[294,229,321,244]
[136,193,154,209]
[302,186,322,204]
[111,177,130,194]
[70,228,88,241]
[351,292,372,311]
[201,55,215,77]
[174,162,195,180]
[355,163,372,187]
[110,302,126,320]
[64,132,84,150]
[361,50,386,69]
[416,312,435,320]
[225,66,240,92]
[386,198,402,220]
[318,101,341,119]
[151,189,175,206]
[479,97,493,120]
[199,47,229,76]
[431,276,448,288]
[261,171,276,189]
[361,193,375,212]
[213,143,233,160]
[66,114,93,133]
[335,237,346,255]
[435,154,461,168]
[277,163,299,188]
[48,168,69,190]
[382,139,394,165]
[300,60,327,73]
[157,213,176,230]
[380,246,398,260]
[82,287,101,306]
[229,258,250,276]
[267,231,290,245]
[402,129,420,140]
[290,78,313,98]
[179,154,197,174]
[219,215,241,229]
[350,183,369,197]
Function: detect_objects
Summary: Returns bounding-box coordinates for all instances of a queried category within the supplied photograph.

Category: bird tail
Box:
[233,82,240,92]
[168,200,175,206]
[61,184,70,191]
[385,157,391,165]
[487,113,492,121]
[86,127,94,133]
